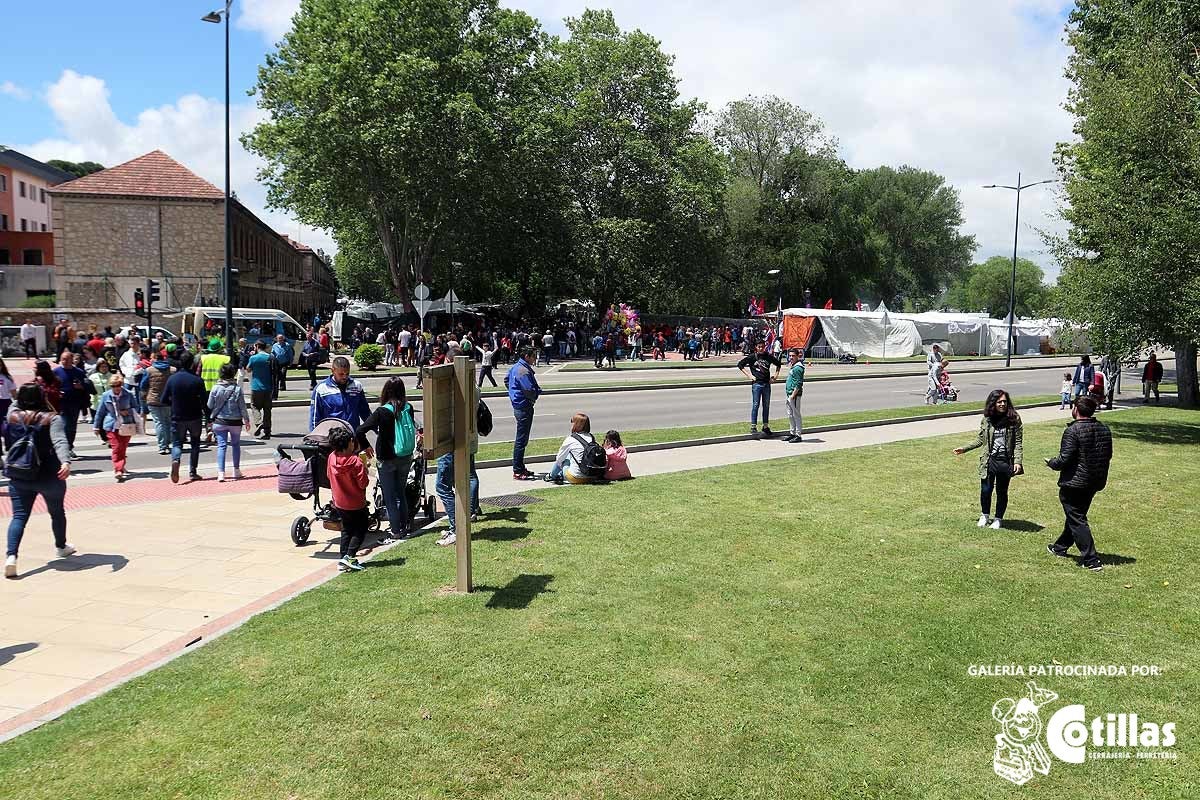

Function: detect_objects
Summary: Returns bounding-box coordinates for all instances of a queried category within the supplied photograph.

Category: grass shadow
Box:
[365,556,407,569]
[1000,519,1045,533]
[480,573,554,609]
[472,508,533,543]
[0,642,38,666]
[1098,553,1137,567]
[1109,420,1200,446]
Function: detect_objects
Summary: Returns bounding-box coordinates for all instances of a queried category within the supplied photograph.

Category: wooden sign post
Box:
[422,357,478,593]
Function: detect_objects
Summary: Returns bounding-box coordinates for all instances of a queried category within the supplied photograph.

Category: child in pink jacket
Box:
[603,430,632,480]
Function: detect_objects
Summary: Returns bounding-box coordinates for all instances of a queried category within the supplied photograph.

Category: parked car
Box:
[118,325,178,341]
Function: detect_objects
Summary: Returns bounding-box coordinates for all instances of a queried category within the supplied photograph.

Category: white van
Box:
[174,307,308,360]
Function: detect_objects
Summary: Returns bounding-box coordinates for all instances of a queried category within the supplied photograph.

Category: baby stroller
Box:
[406,451,437,527]
[276,418,386,546]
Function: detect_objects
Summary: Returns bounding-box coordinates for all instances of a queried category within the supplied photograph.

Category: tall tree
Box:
[714,95,836,194]
[1051,0,1200,405]
[47,159,104,178]
[946,256,1048,317]
[245,0,545,305]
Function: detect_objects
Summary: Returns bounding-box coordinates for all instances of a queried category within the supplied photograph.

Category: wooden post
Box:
[453,356,474,593]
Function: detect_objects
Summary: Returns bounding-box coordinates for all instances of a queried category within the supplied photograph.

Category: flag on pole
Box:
[823,298,834,310]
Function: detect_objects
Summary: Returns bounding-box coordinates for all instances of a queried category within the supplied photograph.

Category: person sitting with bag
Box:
[546,412,607,485]
[93,374,139,483]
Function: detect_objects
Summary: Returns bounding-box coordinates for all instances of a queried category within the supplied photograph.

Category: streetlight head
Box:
[201,10,223,23]
[982,184,998,189]
[766,269,781,275]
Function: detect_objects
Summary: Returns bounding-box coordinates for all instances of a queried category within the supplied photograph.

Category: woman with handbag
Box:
[5,382,76,578]
[93,374,139,482]
[953,389,1024,530]
[207,363,251,482]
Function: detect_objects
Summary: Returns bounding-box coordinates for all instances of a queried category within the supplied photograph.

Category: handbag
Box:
[277,456,315,495]
[111,396,138,438]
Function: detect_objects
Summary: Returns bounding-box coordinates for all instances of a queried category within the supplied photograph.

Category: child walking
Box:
[326,426,370,573]
[602,430,631,480]
[1059,371,1072,410]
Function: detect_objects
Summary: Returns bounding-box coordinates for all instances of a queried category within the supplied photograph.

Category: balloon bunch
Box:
[604,303,641,336]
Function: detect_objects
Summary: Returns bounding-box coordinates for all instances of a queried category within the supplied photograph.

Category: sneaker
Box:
[346,557,366,571]
[55,545,76,559]
[761,427,773,438]
[470,513,479,523]
[158,448,169,456]
[977,514,989,527]
[792,436,803,443]
[189,472,202,482]
[171,460,180,484]
[115,473,125,483]
[1084,562,1103,572]
[217,472,226,483]
[1046,544,1071,558]
[232,469,243,480]
[337,559,350,573]
[4,555,15,579]
[436,532,457,547]
[783,435,797,443]
[379,536,402,546]
[990,518,1002,530]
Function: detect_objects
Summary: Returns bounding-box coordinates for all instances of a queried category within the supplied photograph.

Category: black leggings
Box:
[338,507,370,558]
[980,469,1012,518]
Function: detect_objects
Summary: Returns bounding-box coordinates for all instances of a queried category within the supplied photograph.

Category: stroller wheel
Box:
[424,496,437,521]
[290,516,312,546]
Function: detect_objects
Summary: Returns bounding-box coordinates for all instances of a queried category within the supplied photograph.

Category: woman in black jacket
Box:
[357,377,420,543]
[5,383,76,578]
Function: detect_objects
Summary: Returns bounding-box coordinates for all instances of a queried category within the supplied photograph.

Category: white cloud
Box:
[1,80,32,101]
[213,0,1079,281]
[18,69,335,257]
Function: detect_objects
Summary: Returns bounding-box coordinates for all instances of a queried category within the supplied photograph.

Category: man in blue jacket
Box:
[310,356,372,433]
[271,335,293,400]
[505,346,542,480]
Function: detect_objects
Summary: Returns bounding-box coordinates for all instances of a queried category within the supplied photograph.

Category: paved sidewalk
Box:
[0,403,1093,739]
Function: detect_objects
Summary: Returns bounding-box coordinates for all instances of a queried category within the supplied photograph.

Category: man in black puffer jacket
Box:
[1045,395,1113,571]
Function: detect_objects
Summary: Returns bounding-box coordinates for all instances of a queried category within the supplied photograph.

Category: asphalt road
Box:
[62,362,1168,481]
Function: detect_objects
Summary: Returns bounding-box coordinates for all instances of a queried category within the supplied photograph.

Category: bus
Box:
[173,307,308,360]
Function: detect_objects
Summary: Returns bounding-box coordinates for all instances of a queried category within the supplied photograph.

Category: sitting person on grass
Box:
[603,430,632,480]
[546,412,606,484]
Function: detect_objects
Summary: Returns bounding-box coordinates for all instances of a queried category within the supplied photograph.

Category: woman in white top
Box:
[547,412,598,485]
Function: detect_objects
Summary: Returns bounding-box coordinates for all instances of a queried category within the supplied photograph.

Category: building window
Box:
[20,218,28,232]
[0,175,6,191]
[0,213,7,230]
[22,249,43,266]
[0,249,8,265]
[40,188,46,203]
[19,181,26,198]
[41,223,46,232]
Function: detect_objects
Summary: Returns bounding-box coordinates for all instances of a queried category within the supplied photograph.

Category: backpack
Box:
[5,412,47,480]
[477,399,493,437]
[389,402,417,457]
[572,433,608,479]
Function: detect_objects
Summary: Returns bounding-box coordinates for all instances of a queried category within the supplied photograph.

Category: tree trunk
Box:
[1176,340,1199,408]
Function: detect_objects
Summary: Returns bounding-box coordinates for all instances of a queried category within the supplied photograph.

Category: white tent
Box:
[783,308,922,358]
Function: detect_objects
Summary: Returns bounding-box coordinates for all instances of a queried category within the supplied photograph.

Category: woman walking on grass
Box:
[953,389,1024,530]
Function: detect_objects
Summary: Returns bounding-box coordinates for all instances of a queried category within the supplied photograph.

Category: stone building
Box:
[49,150,336,320]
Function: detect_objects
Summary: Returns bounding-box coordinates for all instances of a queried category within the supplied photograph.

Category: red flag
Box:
[823,298,833,310]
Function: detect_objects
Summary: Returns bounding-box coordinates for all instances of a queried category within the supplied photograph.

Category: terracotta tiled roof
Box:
[282,234,315,253]
[49,150,224,200]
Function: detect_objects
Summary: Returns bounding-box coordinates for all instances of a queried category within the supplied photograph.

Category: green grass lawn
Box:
[1,406,1195,799]
[472,394,1063,462]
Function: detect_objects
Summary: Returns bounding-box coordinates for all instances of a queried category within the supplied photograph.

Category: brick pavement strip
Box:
[0,404,1100,741]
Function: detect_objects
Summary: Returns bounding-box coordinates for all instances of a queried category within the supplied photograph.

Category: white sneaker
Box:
[217,472,226,483]
[977,514,989,527]
[4,555,15,579]
[990,518,1002,530]
[56,545,76,558]
[436,532,456,547]
[232,469,243,480]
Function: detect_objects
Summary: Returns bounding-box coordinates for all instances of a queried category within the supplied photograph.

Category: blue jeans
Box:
[148,405,172,452]
[512,405,534,473]
[377,456,412,534]
[213,422,242,472]
[172,418,203,475]
[7,477,67,556]
[750,382,771,428]
[435,453,479,533]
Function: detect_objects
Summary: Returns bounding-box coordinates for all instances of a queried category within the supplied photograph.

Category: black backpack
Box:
[477,399,493,437]
[573,433,608,478]
[4,412,46,480]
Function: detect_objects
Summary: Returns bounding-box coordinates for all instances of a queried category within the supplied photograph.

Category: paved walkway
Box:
[0,404,1102,739]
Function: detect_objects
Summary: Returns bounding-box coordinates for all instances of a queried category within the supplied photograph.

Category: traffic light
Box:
[147,279,161,305]
[134,287,146,317]
[227,267,239,304]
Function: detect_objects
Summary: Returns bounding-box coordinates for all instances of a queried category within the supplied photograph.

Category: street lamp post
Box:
[202,1,234,357]
[983,173,1054,367]
[767,268,782,346]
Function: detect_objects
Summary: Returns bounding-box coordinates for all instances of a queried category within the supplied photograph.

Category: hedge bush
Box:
[353,343,385,370]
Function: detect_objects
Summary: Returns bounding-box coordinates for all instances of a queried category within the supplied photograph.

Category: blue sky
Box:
[2,0,1076,276]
